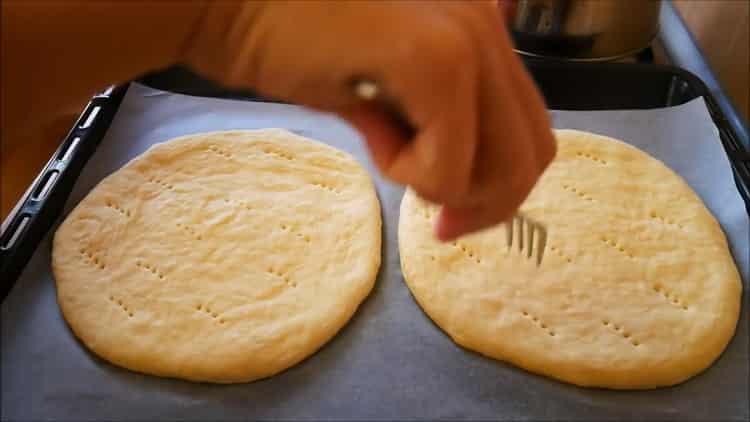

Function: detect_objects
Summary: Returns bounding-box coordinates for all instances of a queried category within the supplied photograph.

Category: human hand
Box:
[186,0,556,240]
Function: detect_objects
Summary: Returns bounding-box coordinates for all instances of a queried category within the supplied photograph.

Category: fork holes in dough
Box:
[521,310,555,337]
[654,284,688,309]
[550,244,574,264]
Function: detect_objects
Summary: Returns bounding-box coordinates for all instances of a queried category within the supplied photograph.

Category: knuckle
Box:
[405,22,473,72]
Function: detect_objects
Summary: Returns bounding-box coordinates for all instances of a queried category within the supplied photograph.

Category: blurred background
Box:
[673,0,748,120]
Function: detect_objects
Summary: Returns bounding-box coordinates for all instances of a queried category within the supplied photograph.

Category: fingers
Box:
[344,3,552,240]
[245,2,482,206]
[472,44,539,212]
[340,12,481,205]
[428,4,553,239]
[218,0,555,242]
[386,99,479,205]
[340,105,406,173]
[379,19,480,205]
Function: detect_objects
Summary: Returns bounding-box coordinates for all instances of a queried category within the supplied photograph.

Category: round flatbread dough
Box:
[52,129,381,383]
[398,129,742,389]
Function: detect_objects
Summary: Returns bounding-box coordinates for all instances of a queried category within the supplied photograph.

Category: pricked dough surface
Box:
[398,129,742,389]
[52,129,381,383]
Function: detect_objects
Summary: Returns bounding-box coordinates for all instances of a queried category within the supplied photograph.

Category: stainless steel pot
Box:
[502,0,661,61]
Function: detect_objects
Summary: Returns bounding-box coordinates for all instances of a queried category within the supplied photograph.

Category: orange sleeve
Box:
[1,0,210,139]
[0,0,214,217]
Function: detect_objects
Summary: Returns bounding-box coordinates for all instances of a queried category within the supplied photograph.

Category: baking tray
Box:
[1,61,748,421]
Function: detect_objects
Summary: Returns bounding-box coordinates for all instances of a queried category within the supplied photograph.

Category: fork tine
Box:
[527,220,535,259]
[536,224,547,266]
[506,213,548,266]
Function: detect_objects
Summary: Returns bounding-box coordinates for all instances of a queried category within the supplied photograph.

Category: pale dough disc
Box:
[398,129,742,389]
[52,129,381,383]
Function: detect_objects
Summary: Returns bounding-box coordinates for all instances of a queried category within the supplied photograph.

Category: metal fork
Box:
[354,79,548,266]
[506,214,547,266]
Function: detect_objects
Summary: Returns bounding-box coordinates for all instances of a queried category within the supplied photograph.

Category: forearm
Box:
[1,0,209,140]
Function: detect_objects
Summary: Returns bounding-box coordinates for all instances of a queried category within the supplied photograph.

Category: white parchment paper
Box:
[2,83,747,421]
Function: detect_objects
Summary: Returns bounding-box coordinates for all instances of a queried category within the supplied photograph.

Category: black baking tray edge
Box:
[2,60,749,303]
[1,85,128,301]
